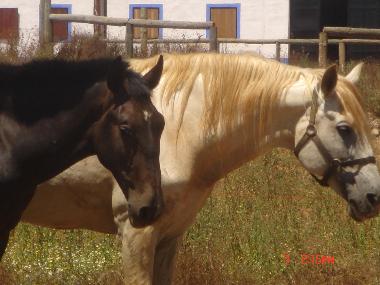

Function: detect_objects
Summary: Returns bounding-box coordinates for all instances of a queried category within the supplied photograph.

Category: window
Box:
[129,4,163,39]
[94,0,107,37]
[206,4,240,38]
[0,8,19,40]
[51,4,72,42]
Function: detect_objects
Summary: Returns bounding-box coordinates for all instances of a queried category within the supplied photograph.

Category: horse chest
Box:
[0,120,22,182]
[0,152,18,183]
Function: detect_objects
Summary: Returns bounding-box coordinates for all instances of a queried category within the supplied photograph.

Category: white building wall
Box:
[53,0,93,34]
[0,0,290,58]
[1,0,40,45]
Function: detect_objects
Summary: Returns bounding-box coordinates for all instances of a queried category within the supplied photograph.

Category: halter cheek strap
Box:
[293,87,376,187]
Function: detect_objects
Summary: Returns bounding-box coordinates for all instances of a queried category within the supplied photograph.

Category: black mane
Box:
[0,57,145,124]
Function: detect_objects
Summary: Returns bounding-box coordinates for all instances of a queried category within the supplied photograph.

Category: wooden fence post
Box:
[209,26,218,52]
[338,41,346,72]
[318,32,327,67]
[39,0,44,43]
[93,0,107,38]
[140,8,148,56]
[39,0,52,44]
[125,23,133,58]
[275,41,281,61]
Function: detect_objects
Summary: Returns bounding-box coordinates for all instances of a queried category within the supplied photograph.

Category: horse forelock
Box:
[336,79,369,141]
[307,69,369,141]
[131,53,368,146]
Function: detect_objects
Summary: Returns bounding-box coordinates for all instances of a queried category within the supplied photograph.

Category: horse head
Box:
[93,55,165,227]
[295,64,380,221]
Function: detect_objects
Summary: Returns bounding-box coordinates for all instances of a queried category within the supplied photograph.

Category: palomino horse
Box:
[22,53,380,284]
[0,55,165,259]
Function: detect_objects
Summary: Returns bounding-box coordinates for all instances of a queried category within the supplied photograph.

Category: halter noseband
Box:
[293,87,376,187]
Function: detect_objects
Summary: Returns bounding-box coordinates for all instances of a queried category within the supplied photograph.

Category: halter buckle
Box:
[306,125,316,137]
[331,158,341,168]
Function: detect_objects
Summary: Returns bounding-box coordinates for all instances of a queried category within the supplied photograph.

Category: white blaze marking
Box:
[143,110,152,121]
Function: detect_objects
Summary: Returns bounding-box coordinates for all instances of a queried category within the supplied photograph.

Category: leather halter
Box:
[294,87,376,187]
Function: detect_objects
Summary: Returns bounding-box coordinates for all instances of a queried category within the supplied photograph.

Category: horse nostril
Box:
[349,198,357,209]
[138,206,156,222]
[366,193,378,206]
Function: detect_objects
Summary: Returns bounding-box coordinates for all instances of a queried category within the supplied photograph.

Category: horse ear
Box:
[321,64,338,97]
[107,56,130,103]
[143,55,163,90]
[345,62,364,85]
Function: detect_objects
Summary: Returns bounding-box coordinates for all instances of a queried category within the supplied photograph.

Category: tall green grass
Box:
[1,35,380,284]
[3,150,380,284]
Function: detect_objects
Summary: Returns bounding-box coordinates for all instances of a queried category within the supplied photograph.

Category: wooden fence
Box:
[218,34,380,71]
[319,27,380,70]
[40,0,217,57]
[40,0,380,70]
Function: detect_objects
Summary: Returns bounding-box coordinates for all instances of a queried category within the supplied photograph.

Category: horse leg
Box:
[0,185,35,258]
[152,236,181,285]
[121,222,158,285]
[113,183,156,284]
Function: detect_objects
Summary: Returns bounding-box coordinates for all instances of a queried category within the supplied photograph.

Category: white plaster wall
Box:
[52,0,93,35]
[108,0,290,57]
[0,0,290,58]
[0,0,40,45]
[106,1,129,40]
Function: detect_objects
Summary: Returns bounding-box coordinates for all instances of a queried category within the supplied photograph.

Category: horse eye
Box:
[336,122,352,135]
[119,124,133,135]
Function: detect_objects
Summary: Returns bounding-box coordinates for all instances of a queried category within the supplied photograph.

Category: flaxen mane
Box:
[131,53,368,146]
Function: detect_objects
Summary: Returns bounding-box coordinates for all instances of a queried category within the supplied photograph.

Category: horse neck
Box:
[8,83,113,185]
[38,86,115,173]
[188,77,311,187]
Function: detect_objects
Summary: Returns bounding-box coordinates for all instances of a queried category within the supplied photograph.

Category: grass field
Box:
[2,149,380,284]
[1,36,380,284]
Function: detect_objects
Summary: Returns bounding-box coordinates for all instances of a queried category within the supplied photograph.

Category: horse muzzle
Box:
[127,191,164,228]
[347,192,380,222]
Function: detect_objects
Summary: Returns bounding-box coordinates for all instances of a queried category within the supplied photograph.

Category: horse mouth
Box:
[348,204,365,222]
[348,202,380,222]
[128,214,159,228]
[129,216,147,228]
[128,202,162,228]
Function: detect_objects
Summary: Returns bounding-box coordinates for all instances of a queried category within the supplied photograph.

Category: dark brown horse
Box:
[0,55,165,258]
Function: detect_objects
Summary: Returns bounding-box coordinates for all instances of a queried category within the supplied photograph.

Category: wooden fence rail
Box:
[323,27,380,39]
[40,0,380,70]
[107,37,380,70]
[49,14,214,29]
[319,27,380,70]
[40,0,217,58]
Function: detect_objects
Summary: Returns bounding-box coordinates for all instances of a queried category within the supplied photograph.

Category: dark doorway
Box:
[320,0,347,59]
[320,0,347,29]
[290,0,348,61]
[289,0,320,61]
[290,0,380,61]
[347,0,380,58]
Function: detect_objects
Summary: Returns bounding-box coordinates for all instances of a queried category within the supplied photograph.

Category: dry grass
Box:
[174,150,380,285]
[1,35,380,284]
[5,150,380,284]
